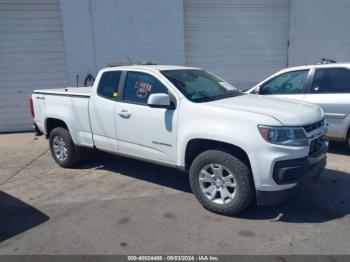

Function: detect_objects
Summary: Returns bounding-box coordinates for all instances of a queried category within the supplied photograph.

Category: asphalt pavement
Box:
[0,133,350,254]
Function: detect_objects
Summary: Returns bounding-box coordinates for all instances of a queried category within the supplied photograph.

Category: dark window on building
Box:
[97,71,122,99]
[261,70,309,95]
[311,68,350,93]
[124,72,168,105]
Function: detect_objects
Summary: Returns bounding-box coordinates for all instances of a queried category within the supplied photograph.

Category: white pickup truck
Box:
[30,65,328,215]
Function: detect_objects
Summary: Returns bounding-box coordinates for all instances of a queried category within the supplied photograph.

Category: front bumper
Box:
[256,136,328,206]
[272,137,328,185]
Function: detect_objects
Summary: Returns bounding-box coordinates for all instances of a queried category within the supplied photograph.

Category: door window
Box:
[311,68,350,93]
[261,70,309,95]
[97,71,122,99]
[123,72,168,105]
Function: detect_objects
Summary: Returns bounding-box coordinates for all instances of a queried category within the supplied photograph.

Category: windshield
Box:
[161,69,242,102]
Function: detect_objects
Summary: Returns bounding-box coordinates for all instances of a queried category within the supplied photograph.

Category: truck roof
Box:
[33,65,201,97]
[101,64,201,73]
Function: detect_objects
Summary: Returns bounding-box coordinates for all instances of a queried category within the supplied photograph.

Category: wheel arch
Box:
[340,116,350,144]
[346,123,350,138]
[184,138,252,172]
[346,123,350,148]
[45,118,70,138]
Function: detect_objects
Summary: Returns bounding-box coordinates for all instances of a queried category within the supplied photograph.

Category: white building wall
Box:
[60,0,185,86]
[289,0,350,66]
[60,0,96,87]
[59,0,350,86]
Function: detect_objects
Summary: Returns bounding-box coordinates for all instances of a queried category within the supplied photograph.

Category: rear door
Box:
[115,70,178,164]
[258,70,310,102]
[304,67,350,140]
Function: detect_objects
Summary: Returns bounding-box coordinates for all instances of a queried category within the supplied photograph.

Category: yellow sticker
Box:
[113,92,119,97]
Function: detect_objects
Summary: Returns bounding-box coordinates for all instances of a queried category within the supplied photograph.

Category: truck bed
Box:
[33,87,92,97]
[32,87,93,147]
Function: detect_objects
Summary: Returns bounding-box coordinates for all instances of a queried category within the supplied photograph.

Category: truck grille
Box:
[303,120,324,133]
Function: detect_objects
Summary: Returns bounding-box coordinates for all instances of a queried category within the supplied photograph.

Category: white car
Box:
[30,65,327,215]
[245,62,350,149]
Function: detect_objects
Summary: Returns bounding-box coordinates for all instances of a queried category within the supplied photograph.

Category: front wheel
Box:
[189,150,254,216]
[49,127,82,168]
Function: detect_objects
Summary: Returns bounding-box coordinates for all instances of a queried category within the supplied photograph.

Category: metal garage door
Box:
[184,0,289,90]
[0,0,68,132]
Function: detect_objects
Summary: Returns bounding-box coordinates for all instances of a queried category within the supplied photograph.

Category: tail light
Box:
[29,98,35,118]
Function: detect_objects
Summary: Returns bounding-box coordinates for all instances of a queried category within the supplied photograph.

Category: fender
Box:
[43,94,94,147]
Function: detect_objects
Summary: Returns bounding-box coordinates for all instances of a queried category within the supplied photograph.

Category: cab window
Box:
[311,68,350,93]
[97,71,122,99]
[260,70,309,95]
[123,72,168,105]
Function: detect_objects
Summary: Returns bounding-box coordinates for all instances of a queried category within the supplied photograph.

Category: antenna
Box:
[126,54,133,65]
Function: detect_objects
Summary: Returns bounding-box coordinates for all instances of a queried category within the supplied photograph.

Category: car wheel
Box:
[49,127,82,168]
[189,150,254,216]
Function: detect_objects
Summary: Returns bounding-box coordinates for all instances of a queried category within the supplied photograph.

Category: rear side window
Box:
[311,68,350,93]
[261,70,309,95]
[97,71,122,99]
[123,72,168,105]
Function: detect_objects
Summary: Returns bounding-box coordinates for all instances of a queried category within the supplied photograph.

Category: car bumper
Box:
[272,143,327,185]
[256,137,328,206]
[33,122,43,136]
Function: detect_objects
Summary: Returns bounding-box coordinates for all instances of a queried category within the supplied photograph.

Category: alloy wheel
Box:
[198,163,237,204]
[52,135,68,161]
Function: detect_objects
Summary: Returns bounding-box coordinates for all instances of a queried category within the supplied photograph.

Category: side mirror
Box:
[147,93,173,109]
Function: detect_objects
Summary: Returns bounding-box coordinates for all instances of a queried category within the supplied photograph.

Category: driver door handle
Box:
[118,110,131,118]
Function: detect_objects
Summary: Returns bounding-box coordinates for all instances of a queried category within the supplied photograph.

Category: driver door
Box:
[115,71,178,165]
[258,70,310,102]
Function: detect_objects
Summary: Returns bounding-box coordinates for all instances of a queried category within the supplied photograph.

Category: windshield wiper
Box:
[225,90,242,96]
[197,90,242,102]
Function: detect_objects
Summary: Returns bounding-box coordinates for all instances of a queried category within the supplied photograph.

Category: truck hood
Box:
[207,94,323,126]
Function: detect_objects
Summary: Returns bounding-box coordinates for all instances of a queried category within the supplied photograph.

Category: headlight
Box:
[258,125,308,146]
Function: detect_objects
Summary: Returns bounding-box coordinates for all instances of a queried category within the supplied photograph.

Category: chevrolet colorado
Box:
[30,65,328,215]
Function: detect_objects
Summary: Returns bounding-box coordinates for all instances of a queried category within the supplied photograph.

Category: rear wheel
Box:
[189,150,254,216]
[49,127,82,168]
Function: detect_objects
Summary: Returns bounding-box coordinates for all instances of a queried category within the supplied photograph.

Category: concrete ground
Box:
[0,133,350,255]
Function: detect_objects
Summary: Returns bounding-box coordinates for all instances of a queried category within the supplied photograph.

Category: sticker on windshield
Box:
[135,81,152,99]
[219,82,236,91]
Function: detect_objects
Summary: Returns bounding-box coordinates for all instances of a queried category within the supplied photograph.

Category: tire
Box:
[189,150,254,216]
[49,127,82,168]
